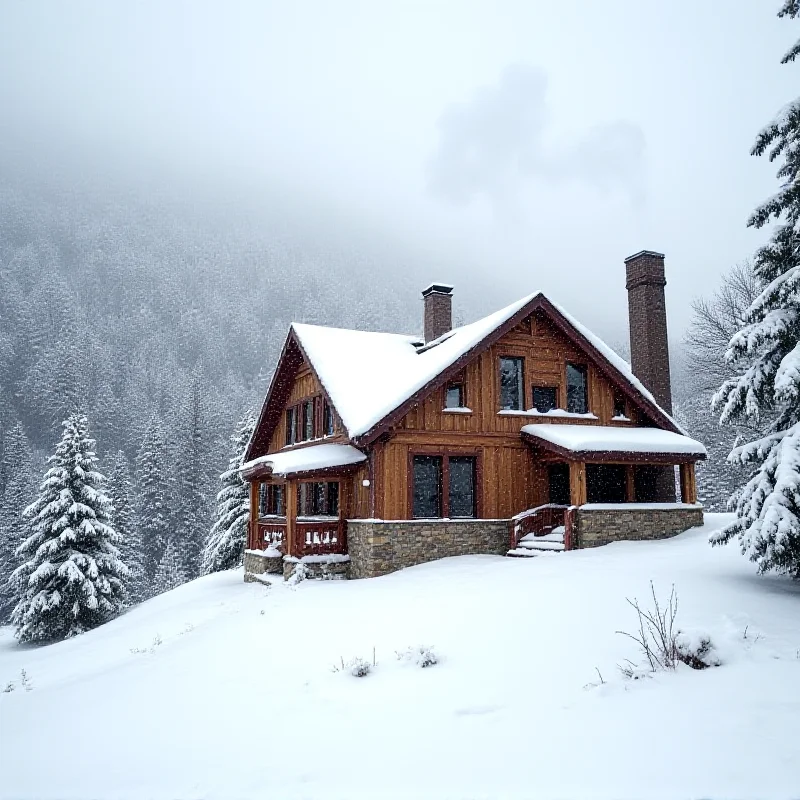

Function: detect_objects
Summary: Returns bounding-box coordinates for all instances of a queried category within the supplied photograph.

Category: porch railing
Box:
[251,517,347,556]
[253,518,287,551]
[510,504,574,551]
[293,518,347,556]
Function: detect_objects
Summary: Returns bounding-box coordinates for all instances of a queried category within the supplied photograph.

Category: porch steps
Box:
[506,527,566,558]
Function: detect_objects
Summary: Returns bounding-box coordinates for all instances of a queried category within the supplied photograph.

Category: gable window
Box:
[613,392,627,418]
[566,363,588,414]
[323,400,335,436]
[412,454,477,518]
[445,382,464,409]
[499,357,524,411]
[259,484,284,517]
[301,399,314,441]
[285,407,298,445]
[298,481,339,517]
[532,386,558,413]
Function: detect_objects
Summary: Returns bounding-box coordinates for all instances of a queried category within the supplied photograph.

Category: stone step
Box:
[506,547,561,558]
[515,539,565,551]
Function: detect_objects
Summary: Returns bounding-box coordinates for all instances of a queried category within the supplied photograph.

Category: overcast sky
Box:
[0,1,795,344]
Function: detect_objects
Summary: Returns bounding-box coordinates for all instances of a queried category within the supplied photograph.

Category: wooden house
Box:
[241,251,706,580]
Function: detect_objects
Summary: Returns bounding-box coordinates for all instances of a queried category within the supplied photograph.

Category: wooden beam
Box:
[569,461,587,506]
[248,480,259,550]
[285,479,297,557]
[679,463,697,504]
[625,465,636,503]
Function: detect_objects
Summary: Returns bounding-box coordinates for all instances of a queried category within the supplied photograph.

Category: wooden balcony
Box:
[293,517,347,556]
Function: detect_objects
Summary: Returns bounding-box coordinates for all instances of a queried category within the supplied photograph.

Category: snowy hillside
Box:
[1,514,799,799]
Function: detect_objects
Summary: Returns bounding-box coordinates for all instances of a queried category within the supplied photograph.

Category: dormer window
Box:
[301,399,314,441]
[499,357,524,411]
[566,363,588,414]
[285,407,298,445]
[445,382,465,409]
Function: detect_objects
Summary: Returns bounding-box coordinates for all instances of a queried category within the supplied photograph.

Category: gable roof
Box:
[246,291,685,461]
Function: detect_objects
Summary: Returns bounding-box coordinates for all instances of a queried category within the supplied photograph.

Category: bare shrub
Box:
[617,583,720,675]
[332,651,375,677]
[617,582,680,673]
[396,645,438,668]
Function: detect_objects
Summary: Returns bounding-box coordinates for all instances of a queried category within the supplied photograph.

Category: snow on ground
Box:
[1,514,799,800]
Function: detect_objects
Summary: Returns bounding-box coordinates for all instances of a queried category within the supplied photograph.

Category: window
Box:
[448,456,476,517]
[301,399,314,441]
[445,383,464,409]
[323,400,334,436]
[285,407,297,445]
[532,386,558,413]
[259,484,284,517]
[298,481,339,517]
[566,363,588,414]
[613,392,627,418]
[412,456,442,518]
[499,357,524,410]
[412,454,477,518]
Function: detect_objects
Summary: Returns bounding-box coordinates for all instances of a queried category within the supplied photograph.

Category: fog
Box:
[1,0,794,340]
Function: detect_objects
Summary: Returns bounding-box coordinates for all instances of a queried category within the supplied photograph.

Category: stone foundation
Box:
[283,556,350,581]
[243,549,283,582]
[572,504,703,549]
[347,519,510,579]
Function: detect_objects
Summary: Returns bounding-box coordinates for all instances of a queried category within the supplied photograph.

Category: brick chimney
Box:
[625,250,672,414]
[422,283,454,343]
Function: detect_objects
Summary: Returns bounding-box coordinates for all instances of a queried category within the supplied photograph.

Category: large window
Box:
[259,484,285,517]
[412,454,477,518]
[298,481,339,517]
[532,386,558,413]
[499,357,524,411]
[285,395,335,444]
[448,457,476,517]
[566,363,588,414]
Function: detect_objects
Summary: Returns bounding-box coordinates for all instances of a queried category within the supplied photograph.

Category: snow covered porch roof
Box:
[520,424,707,464]
[240,443,367,480]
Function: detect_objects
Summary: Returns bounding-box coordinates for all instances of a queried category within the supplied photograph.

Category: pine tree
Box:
[202,411,256,574]
[108,450,147,605]
[712,2,800,576]
[135,418,171,582]
[152,540,186,595]
[0,422,36,623]
[11,414,128,642]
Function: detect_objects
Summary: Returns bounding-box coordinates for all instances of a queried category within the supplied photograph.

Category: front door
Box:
[548,463,570,505]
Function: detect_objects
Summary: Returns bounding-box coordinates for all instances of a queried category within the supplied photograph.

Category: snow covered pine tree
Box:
[202,412,256,574]
[712,1,800,577]
[11,414,128,642]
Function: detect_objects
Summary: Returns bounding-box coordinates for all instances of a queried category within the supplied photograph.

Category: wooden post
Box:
[285,479,297,557]
[569,461,587,506]
[248,480,259,550]
[625,465,636,503]
[679,463,697,504]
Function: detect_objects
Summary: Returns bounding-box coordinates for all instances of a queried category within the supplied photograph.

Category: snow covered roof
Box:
[240,443,366,478]
[292,293,538,439]
[520,424,707,459]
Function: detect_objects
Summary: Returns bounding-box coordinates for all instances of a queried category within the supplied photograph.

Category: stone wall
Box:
[283,556,350,581]
[573,504,703,549]
[243,549,282,582]
[347,519,510,579]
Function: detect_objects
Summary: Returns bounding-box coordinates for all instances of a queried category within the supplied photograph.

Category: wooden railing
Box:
[252,518,287,551]
[510,504,574,551]
[293,518,346,557]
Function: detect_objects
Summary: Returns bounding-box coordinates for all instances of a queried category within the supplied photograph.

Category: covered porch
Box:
[513,424,707,552]
[240,443,367,559]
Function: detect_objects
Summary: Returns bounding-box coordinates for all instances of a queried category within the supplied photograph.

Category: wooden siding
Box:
[267,361,346,452]
[376,310,651,520]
